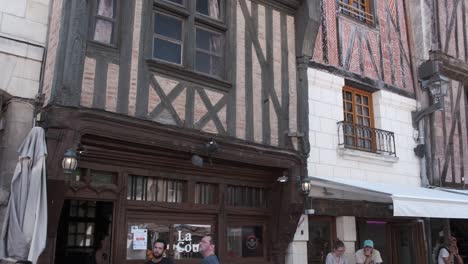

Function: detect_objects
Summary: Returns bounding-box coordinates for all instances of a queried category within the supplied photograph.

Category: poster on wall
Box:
[132,228,148,250]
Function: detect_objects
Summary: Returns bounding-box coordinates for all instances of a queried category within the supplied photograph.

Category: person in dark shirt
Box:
[199,235,220,264]
[146,239,174,264]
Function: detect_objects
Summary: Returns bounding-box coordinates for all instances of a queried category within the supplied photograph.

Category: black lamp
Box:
[300,177,312,195]
[412,60,449,126]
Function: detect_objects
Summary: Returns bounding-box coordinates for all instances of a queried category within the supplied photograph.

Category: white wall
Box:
[0,0,49,99]
[307,68,420,187]
[288,68,422,264]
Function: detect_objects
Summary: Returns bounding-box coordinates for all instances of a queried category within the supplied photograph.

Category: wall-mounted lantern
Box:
[62,149,78,174]
[412,60,450,126]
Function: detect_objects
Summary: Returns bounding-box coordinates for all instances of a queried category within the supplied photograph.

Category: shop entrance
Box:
[357,219,427,264]
[388,223,426,264]
[307,216,335,264]
[55,200,114,264]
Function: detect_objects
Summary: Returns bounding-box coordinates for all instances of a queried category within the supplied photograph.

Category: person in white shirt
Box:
[325,240,347,264]
[438,236,463,264]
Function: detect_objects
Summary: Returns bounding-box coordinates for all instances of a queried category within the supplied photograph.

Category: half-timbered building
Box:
[410,0,468,262]
[294,0,468,264]
[37,0,319,264]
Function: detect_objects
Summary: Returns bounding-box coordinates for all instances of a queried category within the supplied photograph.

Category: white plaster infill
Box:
[337,145,399,165]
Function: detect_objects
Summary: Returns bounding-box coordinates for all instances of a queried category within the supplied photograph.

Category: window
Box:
[153,0,225,78]
[226,185,268,208]
[342,86,374,151]
[67,201,96,248]
[195,182,218,205]
[153,12,183,64]
[338,0,373,25]
[227,226,264,258]
[126,222,212,260]
[93,0,117,44]
[127,175,184,202]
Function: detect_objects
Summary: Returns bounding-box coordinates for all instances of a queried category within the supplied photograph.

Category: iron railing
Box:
[337,121,396,157]
[337,0,374,25]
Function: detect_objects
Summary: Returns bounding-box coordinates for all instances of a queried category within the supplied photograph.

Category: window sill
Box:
[337,145,399,165]
[86,40,120,62]
[337,13,378,33]
[146,59,232,92]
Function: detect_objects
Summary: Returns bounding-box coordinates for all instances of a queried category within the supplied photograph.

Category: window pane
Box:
[94,19,113,44]
[363,96,369,105]
[196,28,222,53]
[195,183,217,204]
[363,107,369,116]
[128,175,184,203]
[91,170,116,184]
[97,0,114,18]
[153,38,182,64]
[196,52,210,74]
[196,0,220,19]
[227,226,263,258]
[357,106,362,114]
[126,223,211,260]
[345,91,352,101]
[195,53,223,77]
[355,95,361,104]
[68,235,76,246]
[226,186,267,208]
[155,13,182,41]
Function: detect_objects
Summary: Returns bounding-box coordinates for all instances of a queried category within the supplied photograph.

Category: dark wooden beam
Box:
[430,51,468,81]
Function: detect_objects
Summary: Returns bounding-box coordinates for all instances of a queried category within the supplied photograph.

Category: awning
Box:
[308,176,468,219]
[437,188,468,196]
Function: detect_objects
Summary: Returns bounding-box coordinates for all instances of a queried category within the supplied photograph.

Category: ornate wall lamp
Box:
[412,60,450,126]
[62,149,78,174]
[62,144,85,181]
[276,175,312,196]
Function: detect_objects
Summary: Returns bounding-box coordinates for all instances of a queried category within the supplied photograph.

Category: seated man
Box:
[355,240,383,264]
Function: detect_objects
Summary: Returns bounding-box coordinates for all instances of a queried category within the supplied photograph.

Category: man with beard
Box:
[146,239,174,264]
[199,235,220,264]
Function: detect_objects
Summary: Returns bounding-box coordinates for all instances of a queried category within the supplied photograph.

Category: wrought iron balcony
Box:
[337,121,396,157]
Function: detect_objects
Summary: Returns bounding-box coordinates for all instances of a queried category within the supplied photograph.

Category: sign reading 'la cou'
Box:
[174,230,199,253]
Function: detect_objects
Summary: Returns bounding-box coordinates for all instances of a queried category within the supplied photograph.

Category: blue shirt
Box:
[200,255,220,264]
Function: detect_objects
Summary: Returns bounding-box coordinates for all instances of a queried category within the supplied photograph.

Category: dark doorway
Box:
[307,216,335,264]
[357,219,388,263]
[388,222,426,264]
[55,200,114,264]
[357,219,427,264]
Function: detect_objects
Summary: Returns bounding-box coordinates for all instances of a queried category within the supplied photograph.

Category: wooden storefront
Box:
[39,106,305,264]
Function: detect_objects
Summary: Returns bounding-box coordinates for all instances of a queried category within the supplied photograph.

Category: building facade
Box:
[36,0,319,264]
[0,0,50,221]
[289,0,431,263]
[410,0,468,262]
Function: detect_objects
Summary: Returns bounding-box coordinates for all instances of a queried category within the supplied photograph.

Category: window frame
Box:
[152,11,185,65]
[152,0,227,79]
[338,0,374,26]
[89,0,120,47]
[342,86,376,152]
